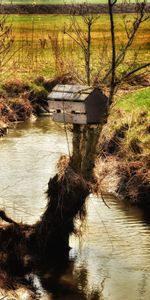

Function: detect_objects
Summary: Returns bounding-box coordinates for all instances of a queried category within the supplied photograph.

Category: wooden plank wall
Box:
[53,113,87,125]
[48,101,86,113]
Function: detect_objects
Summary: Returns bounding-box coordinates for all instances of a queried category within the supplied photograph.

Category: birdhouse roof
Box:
[48,84,95,102]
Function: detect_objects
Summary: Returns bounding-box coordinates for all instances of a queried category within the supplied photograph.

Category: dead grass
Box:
[0,97,33,124]
[2,79,30,96]
[94,156,120,195]
[10,98,33,121]
[117,161,150,207]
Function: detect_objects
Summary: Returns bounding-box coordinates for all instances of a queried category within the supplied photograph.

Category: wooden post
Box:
[70,124,104,182]
[70,124,82,174]
[81,124,103,181]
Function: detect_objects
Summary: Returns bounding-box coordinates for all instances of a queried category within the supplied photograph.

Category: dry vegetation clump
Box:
[129,137,142,154]
[9,97,33,122]
[0,74,75,128]
[124,72,150,87]
[97,133,150,207]
[1,78,48,118]
[0,97,33,124]
[96,86,150,206]
[0,101,15,135]
[95,151,150,207]
[98,123,129,158]
[0,79,33,131]
[117,161,150,208]
[98,106,149,159]
[29,73,74,115]
[28,84,48,102]
[43,73,75,91]
[0,101,14,122]
[2,79,30,97]
[94,156,120,195]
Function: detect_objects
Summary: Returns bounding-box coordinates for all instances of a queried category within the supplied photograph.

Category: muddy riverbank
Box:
[0,75,72,134]
[95,156,150,208]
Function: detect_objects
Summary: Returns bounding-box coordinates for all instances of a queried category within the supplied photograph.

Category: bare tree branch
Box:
[64,8,99,85]
[103,0,150,100]
[108,0,116,104]
[0,14,14,72]
[116,62,150,84]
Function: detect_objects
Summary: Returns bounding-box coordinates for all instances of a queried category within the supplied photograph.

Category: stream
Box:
[0,117,150,300]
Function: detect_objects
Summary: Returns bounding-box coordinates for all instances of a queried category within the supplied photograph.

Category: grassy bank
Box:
[110,87,150,158]
[97,86,150,207]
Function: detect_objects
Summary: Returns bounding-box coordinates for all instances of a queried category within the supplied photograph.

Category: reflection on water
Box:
[0,117,150,300]
[0,118,71,224]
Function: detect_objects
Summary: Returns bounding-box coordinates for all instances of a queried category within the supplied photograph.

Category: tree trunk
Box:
[108,0,116,105]
[81,125,103,181]
[85,22,91,86]
[70,124,82,173]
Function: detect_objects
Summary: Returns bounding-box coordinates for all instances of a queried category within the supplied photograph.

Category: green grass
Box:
[108,87,150,158]
[116,88,150,113]
[1,14,149,82]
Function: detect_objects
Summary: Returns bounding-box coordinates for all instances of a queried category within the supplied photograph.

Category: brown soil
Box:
[0,3,150,15]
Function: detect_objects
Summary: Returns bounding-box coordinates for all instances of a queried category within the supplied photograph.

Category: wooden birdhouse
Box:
[48,84,108,125]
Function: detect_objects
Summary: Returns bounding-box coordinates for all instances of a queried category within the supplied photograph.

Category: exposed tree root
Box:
[0,164,90,293]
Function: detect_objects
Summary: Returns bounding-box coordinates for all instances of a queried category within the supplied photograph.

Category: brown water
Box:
[0,118,150,300]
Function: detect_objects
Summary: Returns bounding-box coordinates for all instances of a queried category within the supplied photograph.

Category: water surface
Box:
[0,118,150,300]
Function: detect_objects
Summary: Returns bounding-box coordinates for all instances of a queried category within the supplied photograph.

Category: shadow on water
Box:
[0,229,103,300]
[141,210,150,227]
[27,257,102,300]
[111,194,150,228]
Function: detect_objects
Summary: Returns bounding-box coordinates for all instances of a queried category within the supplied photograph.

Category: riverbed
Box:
[0,117,150,300]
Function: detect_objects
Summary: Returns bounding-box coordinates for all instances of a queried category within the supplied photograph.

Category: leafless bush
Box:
[106,0,150,103]
[0,15,14,75]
